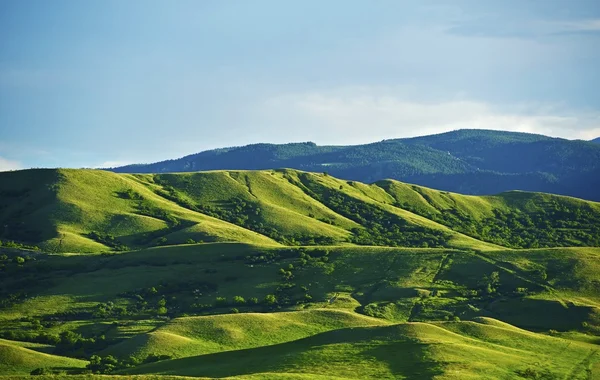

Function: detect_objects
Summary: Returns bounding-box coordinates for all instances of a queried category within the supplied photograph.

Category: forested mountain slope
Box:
[112,129,600,201]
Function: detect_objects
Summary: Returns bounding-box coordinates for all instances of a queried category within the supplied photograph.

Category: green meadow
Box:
[0,169,599,378]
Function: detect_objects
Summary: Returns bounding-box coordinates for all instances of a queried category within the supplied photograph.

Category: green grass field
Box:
[0,169,599,378]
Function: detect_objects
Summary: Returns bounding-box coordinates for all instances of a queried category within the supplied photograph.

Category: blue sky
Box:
[1,0,599,170]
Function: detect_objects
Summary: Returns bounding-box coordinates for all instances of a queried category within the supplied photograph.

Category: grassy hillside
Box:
[0,169,279,253]
[1,168,600,378]
[1,168,599,253]
[377,180,600,248]
[0,338,87,375]
[1,242,599,377]
[104,309,390,360]
[122,320,598,379]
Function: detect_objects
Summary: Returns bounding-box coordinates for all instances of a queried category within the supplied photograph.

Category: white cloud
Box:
[93,161,134,169]
[0,157,22,172]
[550,19,600,33]
[259,87,600,144]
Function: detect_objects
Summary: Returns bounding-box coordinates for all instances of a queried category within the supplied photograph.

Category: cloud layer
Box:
[259,88,600,144]
[0,156,22,172]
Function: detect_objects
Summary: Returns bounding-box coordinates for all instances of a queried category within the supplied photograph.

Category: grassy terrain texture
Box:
[0,168,599,379]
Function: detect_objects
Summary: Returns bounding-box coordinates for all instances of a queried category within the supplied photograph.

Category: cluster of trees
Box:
[0,252,30,265]
[115,188,188,247]
[116,188,144,200]
[86,353,172,374]
[118,281,219,317]
[245,250,285,264]
[116,186,181,228]
[297,177,450,247]
[87,231,129,251]
[245,248,330,267]
[398,192,600,248]
[210,294,275,311]
[0,240,39,251]
[154,182,337,245]
[272,249,330,305]
[30,353,173,375]
[136,200,180,228]
[1,327,112,357]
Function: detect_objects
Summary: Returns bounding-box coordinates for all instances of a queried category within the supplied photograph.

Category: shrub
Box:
[87,355,119,374]
[30,368,49,376]
[215,297,227,306]
[263,294,277,305]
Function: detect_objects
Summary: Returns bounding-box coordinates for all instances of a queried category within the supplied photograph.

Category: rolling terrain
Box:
[1,168,599,253]
[0,168,599,378]
[112,129,600,201]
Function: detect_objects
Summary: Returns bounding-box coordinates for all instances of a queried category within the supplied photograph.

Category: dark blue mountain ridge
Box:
[110,129,600,201]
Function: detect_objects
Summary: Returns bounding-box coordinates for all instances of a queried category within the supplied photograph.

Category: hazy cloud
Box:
[92,161,135,169]
[0,156,22,172]
[260,88,600,144]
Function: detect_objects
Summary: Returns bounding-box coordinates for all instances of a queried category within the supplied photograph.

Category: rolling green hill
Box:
[103,309,390,360]
[111,129,600,201]
[1,168,600,378]
[0,338,87,375]
[122,321,598,379]
[1,168,599,253]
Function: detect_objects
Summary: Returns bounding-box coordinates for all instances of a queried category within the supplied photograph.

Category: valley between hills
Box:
[0,168,599,379]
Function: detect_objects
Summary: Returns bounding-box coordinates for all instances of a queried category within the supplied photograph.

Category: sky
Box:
[1,0,600,170]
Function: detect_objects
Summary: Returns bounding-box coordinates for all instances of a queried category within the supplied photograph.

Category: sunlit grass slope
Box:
[148,170,357,244]
[105,309,390,359]
[0,169,279,253]
[122,319,598,379]
[0,338,87,375]
[2,168,599,252]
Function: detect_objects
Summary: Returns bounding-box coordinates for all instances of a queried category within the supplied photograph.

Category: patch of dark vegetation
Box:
[396,188,600,248]
[116,281,220,317]
[137,200,181,228]
[86,353,172,374]
[116,188,144,200]
[515,367,559,379]
[0,239,40,252]
[152,180,338,246]
[294,173,450,247]
[87,231,129,251]
[1,325,115,357]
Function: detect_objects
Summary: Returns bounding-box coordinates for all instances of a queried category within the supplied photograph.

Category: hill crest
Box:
[1,168,599,253]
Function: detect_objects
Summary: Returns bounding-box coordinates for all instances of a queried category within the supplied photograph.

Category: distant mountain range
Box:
[112,129,600,201]
[591,137,600,144]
